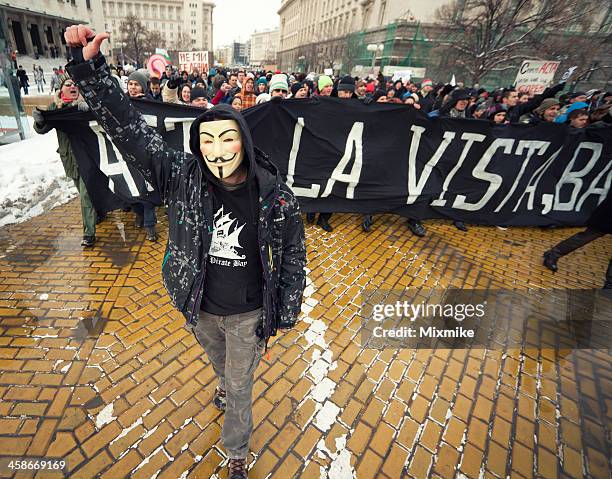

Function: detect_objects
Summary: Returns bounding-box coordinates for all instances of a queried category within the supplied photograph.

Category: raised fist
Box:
[166,74,180,89]
[64,25,110,61]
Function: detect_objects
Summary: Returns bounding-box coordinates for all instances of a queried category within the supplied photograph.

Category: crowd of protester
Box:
[106,63,612,132]
[33,60,611,278]
[105,63,611,234]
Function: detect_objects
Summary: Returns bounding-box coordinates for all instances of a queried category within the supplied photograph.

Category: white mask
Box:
[199,119,244,179]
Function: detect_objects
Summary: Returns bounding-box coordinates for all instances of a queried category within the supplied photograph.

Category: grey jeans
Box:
[194,308,263,459]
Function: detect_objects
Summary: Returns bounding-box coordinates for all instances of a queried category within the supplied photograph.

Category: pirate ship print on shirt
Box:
[208,206,247,266]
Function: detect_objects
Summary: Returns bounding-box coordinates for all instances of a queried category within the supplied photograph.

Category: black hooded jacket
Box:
[68,54,306,342]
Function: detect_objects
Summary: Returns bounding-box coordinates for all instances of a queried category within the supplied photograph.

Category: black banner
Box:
[42,97,612,226]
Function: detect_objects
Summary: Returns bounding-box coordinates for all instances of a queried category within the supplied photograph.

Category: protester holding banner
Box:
[32,76,97,247]
[63,26,306,478]
[543,192,611,288]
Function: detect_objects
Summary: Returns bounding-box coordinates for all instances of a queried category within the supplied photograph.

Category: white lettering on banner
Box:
[431,132,487,207]
[142,114,158,127]
[164,117,196,152]
[494,140,550,212]
[322,122,364,199]
[287,117,320,198]
[554,142,602,211]
[406,126,455,204]
[513,147,560,213]
[90,123,140,197]
[575,160,612,211]
[452,138,511,211]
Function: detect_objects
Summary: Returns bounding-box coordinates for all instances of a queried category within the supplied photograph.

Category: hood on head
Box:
[188,103,256,186]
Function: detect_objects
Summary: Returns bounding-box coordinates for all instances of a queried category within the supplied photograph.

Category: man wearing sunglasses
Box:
[33,76,98,247]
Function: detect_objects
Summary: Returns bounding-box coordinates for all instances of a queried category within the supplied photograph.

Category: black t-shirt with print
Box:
[200,179,263,315]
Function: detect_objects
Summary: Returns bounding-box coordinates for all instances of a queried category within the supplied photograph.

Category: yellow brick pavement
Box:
[0,199,610,478]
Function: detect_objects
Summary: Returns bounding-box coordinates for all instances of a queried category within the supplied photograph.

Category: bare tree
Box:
[173,32,193,52]
[117,15,167,67]
[118,15,149,67]
[434,0,606,84]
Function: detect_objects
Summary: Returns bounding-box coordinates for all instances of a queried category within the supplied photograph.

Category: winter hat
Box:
[421,79,433,87]
[256,93,271,104]
[337,75,355,92]
[255,77,268,87]
[190,86,208,102]
[290,81,305,96]
[58,73,71,88]
[318,75,333,92]
[450,88,471,102]
[487,103,508,119]
[209,68,217,77]
[534,98,560,115]
[555,101,589,123]
[269,74,288,92]
[246,72,255,80]
[365,82,376,93]
[128,70,148,92]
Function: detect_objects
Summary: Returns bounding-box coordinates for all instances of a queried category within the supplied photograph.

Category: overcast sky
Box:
[213,0,281,47]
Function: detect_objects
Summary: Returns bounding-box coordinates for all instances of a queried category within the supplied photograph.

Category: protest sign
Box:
[178,51,209,73]
[514,60,560,94]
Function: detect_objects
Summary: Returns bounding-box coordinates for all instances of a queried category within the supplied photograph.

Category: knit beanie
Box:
[534,98,560,115]
[318,75,333,91]
[290,82,305,96]
[269,73,288,92]
[337,75,355,92]
[255,77,268,88]
[190,86,208,102]
[128,71,148,93]
[58,73,71,88]
[421,79,433,88]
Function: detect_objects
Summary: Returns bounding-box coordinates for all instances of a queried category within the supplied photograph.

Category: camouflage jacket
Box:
[68,55,306,342]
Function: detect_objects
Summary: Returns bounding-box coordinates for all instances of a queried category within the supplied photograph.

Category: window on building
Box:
[378,0,387,25]
[86,0,91,9]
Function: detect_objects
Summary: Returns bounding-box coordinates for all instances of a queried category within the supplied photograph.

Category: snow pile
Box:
[0,118,77,227]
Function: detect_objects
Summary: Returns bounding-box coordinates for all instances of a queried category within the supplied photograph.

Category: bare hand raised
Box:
[64,25,110,61]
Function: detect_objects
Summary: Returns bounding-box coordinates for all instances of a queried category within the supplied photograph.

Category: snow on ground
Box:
[0,117,77,227]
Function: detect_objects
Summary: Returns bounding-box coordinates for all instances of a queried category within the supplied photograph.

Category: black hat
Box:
[450,88,470,102]
[290,81,305,96]
[191,86,208,102]
[337,75,355,92]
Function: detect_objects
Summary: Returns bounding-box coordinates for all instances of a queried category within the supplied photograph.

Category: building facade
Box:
[249,28,279,67]
[277,0,447,71]
[102,0,214,52]
[277,0,611,92]
[0,0,108,58]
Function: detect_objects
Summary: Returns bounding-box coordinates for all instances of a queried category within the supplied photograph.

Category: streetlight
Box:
[366,43,384,72]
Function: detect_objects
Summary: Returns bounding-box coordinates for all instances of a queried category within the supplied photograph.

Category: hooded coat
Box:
[68,54,306,342]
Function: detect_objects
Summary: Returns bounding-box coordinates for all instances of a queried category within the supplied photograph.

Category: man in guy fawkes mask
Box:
[64,25,306,479]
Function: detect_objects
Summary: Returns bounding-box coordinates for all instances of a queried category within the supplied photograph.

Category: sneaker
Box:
[228,458,247,479]
[213,387,226,411]
[145,226,158,242]
[81,236,95,247]
[496,225,508,231]
[453,220,468,232]
[317,217,333,232]
[407,219,426,237]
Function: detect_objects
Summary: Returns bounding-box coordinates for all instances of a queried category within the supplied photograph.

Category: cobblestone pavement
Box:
[0,199,610,479]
